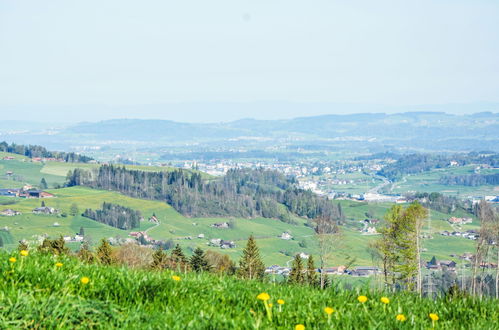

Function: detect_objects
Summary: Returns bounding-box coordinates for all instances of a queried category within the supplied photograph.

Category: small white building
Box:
[280,232,293,240]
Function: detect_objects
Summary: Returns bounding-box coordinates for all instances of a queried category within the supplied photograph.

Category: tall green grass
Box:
[1,251,497,329]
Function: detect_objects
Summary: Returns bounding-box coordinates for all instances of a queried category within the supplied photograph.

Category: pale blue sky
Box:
[1,0,498,122]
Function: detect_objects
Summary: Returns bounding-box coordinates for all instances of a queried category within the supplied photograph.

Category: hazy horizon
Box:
[2,1,499,123]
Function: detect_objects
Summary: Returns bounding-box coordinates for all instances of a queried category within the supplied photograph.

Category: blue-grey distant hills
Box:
[1,112,498,152]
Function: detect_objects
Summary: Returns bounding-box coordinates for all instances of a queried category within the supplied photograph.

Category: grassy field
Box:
[0,186,479,267]
[389,165,499,197]
[1,251,497,329]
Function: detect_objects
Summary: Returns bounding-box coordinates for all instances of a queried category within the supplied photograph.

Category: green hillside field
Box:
[0,186,478,267]
[1,251,497,329]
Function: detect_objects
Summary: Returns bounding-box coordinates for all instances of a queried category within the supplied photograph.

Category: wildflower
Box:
[80,277,90,285]
[295,325,305,330]
[380,297,390,304]
[357,295,368,303]
[172,275,181,281]
[257,292,272,321]
[55,262,63,268]
[20,250,29,257]
[396,314,406,322]
[9,257,16,263]
[277,299,285,305]
[324,307,334,315]
[429,313,439,321]
[268,303,273,308]
[257,292,270,301]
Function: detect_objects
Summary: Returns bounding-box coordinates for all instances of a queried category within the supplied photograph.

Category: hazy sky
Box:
[1,0,499,122]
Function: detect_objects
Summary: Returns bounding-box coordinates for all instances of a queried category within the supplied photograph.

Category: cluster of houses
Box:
[129,231,162,245]
[0,186,55,199]
[360,219,379,235]
[32,206,59,215]
[440,230,479,240]
[264,265,381,277]
[447,217,473,225]
[209,238,236,249]
[211,222,230,229]
[0,209,21,216]
[62,234,85,243]
[426,257,498,271]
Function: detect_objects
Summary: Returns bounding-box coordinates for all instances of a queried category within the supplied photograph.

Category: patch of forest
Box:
[378,152,499,180]
[439,173,499,186]
[0,141,94,163]
[67,165,344,222]
[82,202,142,230]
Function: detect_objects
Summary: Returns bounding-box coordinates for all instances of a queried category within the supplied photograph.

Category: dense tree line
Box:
[379,152,499,180]
[66,165,344,221]
[439,173,499,186]
[82,202,142,230]
[406,192,471,214]
[0,141,94,163]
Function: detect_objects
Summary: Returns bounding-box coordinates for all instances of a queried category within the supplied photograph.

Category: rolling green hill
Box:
[0,185,478,267]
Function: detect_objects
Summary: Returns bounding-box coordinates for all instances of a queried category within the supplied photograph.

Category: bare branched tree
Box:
[314,216,341,289]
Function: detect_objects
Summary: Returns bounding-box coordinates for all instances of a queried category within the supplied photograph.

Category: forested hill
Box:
[0,141,94,163]
[378,152,499,180]
[66,165,344,222]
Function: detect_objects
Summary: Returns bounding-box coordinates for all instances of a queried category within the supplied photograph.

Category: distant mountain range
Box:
[1,112,498,153]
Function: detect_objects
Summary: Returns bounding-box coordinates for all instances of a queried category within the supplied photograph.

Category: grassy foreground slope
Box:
[1,251,498,329]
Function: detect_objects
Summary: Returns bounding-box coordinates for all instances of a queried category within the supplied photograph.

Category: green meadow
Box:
[0,251,497,329]
[0,185,477,267]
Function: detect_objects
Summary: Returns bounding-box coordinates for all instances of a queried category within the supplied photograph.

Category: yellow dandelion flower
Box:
[55,262,63,268]
[80,276,90,285]
[268,303,273,308]
[277,299,285,305]
[295,324,305,330]
[324,307,334,315]
[9,257,16,263]
[172,275,181,281]
[380,297,390,304]
[429,313,439,321]
[396,314,406,322]
[20,250,29,257]
[357,295,368,303]
[257,292,270,301]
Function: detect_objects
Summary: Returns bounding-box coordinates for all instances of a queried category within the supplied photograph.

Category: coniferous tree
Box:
[289,254,305,284]
[41,201,46,207]
[70,203,79,216]
[40,178,48,189]
[79,227,85,236]
[52,236,70,255]
[306,255,318,286]
[96,239,114,265]
[190,247,210,272]
[78,242,95,263]
[151,247,169,270]
[171,244,188,271]
[238,235,265,280]
[0,236,3,248]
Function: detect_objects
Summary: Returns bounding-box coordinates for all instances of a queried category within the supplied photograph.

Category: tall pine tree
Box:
[289,254,305,284]
[190,247,210,272]
[238,235,265,280]
[151,247,169,269]
[306,255,318,286]
[96,239,114,265]
[171,244,188,272]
